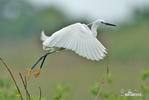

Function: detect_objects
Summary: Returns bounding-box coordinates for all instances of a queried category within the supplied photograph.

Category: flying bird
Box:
[26,19,116,80]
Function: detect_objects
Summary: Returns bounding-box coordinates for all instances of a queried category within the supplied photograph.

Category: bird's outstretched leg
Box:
[33,53,49,78]
[26,51,56,80]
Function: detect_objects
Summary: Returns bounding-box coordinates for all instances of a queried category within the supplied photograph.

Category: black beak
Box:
[102,22,116,26]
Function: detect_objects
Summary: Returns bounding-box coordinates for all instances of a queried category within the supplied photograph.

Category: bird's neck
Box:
[91,22,98,37]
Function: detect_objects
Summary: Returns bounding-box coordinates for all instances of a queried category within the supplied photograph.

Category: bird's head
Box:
[93,19,116,26]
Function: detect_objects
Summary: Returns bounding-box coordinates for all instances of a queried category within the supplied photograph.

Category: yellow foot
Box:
[33,69,41,78]
[26,68,32,80]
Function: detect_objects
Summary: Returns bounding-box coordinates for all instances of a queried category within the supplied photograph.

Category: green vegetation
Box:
[90,72,149,100]
[0,70,148,100]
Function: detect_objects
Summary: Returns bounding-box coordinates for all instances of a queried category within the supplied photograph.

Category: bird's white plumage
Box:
[42,23,107,61]
[41,31,49,42]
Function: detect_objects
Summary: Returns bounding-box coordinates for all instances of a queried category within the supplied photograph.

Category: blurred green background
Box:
[0,0,149,100]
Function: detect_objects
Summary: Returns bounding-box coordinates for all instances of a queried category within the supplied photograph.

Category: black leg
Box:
[39,51,56,69]
[31,56,44,70]
[31,51,56,70]
[40,55,47,69]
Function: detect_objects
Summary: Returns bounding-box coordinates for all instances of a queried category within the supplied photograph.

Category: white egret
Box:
[27,19,116,79]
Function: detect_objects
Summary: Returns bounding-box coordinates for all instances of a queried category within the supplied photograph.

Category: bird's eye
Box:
[101,21,104,24]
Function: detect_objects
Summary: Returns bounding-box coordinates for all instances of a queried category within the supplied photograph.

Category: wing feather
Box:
[90,40,98,60]
[85,41,92,60]
[95,43,102,60]
[76,39,82,55]
[82,40,87,59]
[66,39,72,49]
[43,23,107,61]
[84,41,89,59]
[91,41,98,60]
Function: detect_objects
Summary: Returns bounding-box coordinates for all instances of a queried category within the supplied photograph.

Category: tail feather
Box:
[40,31,49,42]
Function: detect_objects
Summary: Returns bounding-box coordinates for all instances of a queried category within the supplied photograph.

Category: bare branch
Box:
[39,87,42,100]
[95,54,109,100]
[19,73,31,100]
[24,76,27,88]
[0,57,23,100]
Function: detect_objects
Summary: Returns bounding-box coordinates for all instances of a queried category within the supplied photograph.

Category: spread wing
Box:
[43,23,107,61]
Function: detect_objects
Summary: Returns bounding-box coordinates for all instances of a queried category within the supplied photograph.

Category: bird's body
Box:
[41,22,107,61]
[27,19,116,80]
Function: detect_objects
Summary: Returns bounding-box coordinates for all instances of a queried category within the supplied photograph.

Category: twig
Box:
[95,54,109,100]
[19,73,31,100]
[39,87,42,100]
[0,57,23,100]
[24,76,27,88]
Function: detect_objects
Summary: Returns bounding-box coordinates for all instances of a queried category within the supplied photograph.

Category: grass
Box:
[0,57,149,100]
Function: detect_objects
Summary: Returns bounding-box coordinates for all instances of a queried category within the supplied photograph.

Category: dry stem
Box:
[0,57,23,100]
[39,87,42,100]
[95,54,109,100]
[19,73,31,100]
